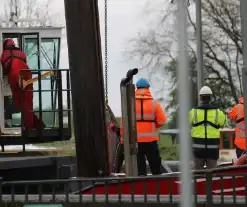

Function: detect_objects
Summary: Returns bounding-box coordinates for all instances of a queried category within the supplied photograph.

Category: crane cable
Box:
[104,0,118,174]
[104,0,108,104]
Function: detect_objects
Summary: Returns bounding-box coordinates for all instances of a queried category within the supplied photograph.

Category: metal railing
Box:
[19,69,72,142]
[0,167,247,206]
[159,128,236,150]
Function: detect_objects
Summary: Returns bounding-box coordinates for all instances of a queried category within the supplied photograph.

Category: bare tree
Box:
[198,0,241,102]
[0,0,60,27]
[127,0,242,110]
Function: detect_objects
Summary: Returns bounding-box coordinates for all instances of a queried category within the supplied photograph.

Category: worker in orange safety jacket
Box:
[0,39,46,131]
[228,97,246,158]
[119,78,167,176]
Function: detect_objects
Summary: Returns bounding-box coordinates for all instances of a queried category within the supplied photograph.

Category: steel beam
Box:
[64,0,109,177]
[177,0,193,207]
[240,0,247,161]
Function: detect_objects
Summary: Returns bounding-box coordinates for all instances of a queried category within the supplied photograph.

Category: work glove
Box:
[109,123,116,130]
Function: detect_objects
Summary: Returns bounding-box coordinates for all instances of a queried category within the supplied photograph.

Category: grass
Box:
[36,118,179,160]
[158,137,179,160]
[37,135,178,159]
[36,139,76,156]
[37,117,235,162]
[115,117,179,160]
[158,124,179,160]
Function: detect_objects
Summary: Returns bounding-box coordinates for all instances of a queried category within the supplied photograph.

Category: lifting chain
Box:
[104,0,108,104]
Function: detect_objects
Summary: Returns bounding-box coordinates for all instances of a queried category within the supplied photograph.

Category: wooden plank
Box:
[64,0,109,177]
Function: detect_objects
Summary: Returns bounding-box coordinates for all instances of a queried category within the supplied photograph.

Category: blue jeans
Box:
[235,145,245,158]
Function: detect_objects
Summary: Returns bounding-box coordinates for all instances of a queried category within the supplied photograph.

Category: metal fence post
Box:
[20,73,26,151]
[195,0,204,104]
[57,70,64,139]
[240,0,247,163]
[205,171,213,207]
[0,177,2,204]
[177,0,193,207]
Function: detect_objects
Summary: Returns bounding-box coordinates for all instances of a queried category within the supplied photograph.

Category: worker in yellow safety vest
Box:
[189,86,228,170]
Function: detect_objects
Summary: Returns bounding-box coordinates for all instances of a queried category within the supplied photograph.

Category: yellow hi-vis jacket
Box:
[189,107,228,150]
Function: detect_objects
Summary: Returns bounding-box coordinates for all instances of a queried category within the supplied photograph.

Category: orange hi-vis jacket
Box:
[228,97,246,150]
[120,88,167,143]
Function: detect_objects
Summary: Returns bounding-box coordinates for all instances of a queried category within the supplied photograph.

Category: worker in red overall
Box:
[0,39,46,131]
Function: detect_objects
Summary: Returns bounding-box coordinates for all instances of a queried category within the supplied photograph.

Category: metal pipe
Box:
[120,69,138,176]
[240,0,247,162]
[195,0,204,104]
[120,84,131,175]
[177,0,193,207]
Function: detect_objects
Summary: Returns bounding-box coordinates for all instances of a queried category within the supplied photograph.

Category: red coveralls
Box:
[0,39,45,131]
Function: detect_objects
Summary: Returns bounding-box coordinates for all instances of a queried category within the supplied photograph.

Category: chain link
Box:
[104,0,108,104]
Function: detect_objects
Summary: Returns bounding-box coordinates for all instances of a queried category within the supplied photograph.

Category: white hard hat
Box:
[199,86,213,96]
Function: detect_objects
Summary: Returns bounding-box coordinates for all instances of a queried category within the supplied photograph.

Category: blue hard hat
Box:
[136,78,150,88]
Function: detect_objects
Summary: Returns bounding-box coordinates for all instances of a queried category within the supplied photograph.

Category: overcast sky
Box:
[59,0,154,117]
[0,0,170,117]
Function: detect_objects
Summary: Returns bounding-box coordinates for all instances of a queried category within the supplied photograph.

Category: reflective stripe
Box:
[138,122,156,137]
[237,124,245,129]
[157,121,166,125]
[193,109,219,127]
[194,109,198,123]
[193,144,219,149]
[237,104,241,120]
[152,100,155,117]
[215,109,218,125]
[137,100,157,138]
[136,114,154,119]
[223,115,227,126]
[130,90,159,139]
[136,99,155,121]
[236,131,246,137]
[140,89,145,95]
[236,104,245,138]
[192,108,221,149]
[137,131,158,137]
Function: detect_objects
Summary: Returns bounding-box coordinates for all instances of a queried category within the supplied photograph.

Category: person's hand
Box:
[109,123,116,131]
[18,79,27,89]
